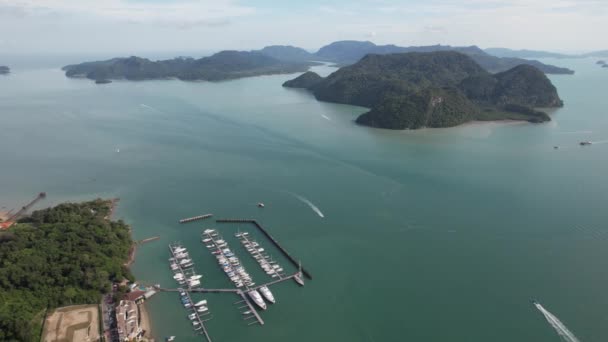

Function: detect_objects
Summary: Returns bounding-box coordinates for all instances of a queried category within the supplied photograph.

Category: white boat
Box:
[248,290,267,310]
[180,259,192,264]
[173,247,186,253]
[197,306,208,313]
[192,321,199,326]
[203,229,215,234]
[294,274,304,286]
[259,286,275,304]
[188,280,201,287]
[165,336,176,342]
[188,313,197,320]
[202,238,212,243]
[190,275,202,280]
[194,300,208,307]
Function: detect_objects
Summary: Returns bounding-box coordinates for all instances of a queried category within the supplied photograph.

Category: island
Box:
[62,50,318,83]
[284,51,563,130]
[0,66,9,74]
[0,199,134,341]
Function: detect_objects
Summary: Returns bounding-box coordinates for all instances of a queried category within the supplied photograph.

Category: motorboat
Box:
[165,336,176,342]
[190,275,202,280]
[248,290,267,310]
[580,141,593,146]
[188,313,197,320]
[257,202,265,208]
[259,286,276,304]
[195,300,207,307]
[197,306,208,313]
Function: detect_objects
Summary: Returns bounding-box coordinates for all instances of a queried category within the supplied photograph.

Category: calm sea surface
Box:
[1,56,607,341]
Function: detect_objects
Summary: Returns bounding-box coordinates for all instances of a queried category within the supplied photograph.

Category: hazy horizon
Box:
[0,0,606,55]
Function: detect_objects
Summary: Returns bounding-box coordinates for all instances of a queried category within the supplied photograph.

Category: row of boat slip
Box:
[169,244,203,288]
[178,290,210,332]
[236,232,285,279]
[201,229,255,289]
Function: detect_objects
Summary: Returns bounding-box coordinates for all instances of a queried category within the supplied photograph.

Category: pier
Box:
[180,214,213,224]
[6,192,46,223]
[136,236,160,245]
[216,219,312,280]
[168,244,212,342]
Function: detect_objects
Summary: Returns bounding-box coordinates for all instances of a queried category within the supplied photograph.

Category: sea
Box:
[1,55,607,342]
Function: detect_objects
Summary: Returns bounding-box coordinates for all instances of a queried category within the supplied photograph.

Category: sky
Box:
[0,0,606,55]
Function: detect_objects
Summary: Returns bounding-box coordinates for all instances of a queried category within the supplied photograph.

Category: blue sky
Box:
[0,0,606,54]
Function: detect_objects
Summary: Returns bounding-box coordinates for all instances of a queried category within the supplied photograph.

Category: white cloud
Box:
[0,0,255,27]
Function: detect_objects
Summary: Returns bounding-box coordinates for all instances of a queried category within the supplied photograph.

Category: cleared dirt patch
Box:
[42,304,100,342]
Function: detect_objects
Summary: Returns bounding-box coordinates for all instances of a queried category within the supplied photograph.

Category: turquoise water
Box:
[1,58,608,341]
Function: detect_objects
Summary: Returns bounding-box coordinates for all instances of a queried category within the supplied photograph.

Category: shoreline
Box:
[139,302,154,341]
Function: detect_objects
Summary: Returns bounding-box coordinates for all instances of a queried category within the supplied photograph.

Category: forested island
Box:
[62,50,318,83]
[284,51,562,130]
[0,199,133,341]
[0,66,9,74]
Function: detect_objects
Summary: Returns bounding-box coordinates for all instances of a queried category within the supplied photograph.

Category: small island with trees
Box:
[0,66,10,75]
[0,199,134,341]
[284,51,563,130]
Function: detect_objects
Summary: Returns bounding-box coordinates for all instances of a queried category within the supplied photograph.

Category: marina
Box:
[168,243,212,341]
[216,219,312,279]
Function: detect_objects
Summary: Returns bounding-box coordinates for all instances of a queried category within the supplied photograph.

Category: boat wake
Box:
[288,192,325,218]
[140,104,156,111]
[321,115,332,121]
[534,302,580,342]
[590,139,608,145]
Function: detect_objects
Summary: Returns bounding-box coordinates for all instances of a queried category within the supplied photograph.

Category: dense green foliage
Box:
[311,51,488,107]
[0,199,133,342]
[285,51,561,129]
[311,40,574,74]
[0,66,9,74]
[282,71,324,88]
[63,51,316,82]
[356,87,481,129]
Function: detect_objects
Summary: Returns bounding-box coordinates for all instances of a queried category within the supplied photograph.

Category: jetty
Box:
[179,214,213,224]
[216,219,312,279]
[168,243,212,341]
[1,192,46,229]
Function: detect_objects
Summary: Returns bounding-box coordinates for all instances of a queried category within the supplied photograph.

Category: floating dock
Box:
[179,214,213,224]
[216,219,312,280]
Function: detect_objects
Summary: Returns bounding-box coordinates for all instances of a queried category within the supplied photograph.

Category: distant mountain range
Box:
[485,47,608,59]
[283,51,562,130]
[258,41,574,75]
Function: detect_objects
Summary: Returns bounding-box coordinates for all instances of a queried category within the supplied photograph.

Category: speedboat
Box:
[165,336,176,342]
[248,290,267,310]
[259,286,276,304]
[190,275,202,280]
[195,300,207,307]
[203,229,215,234]
[257,202,265,208]
[188,313,197,320]
[580,141,592,146]
[197,306,208,313]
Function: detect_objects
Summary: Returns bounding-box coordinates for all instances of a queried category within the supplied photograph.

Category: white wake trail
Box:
[140,104,155,110]
[289,193,325,218]
[534,303,581,342]
[321,114,332,121]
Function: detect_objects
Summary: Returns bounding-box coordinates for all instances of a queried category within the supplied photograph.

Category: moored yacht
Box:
[248,290,267,310]
[294,274,304,286]
[259,286,275,304]
[195,300,207,307]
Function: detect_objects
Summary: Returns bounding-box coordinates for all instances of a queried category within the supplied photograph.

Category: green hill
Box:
[63,51,316,82]
[284,51,562,129]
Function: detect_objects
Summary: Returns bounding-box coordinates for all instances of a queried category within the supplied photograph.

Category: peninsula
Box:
[284,51,562,129]
[63,50,318,83]
[0,66,9,74]
[0,199,134,341]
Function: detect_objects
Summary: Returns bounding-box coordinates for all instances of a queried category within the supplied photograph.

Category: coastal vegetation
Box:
[284,51,562,129]
[62,51,317,83]
[0,66,9,74]
[0,199,133,342]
